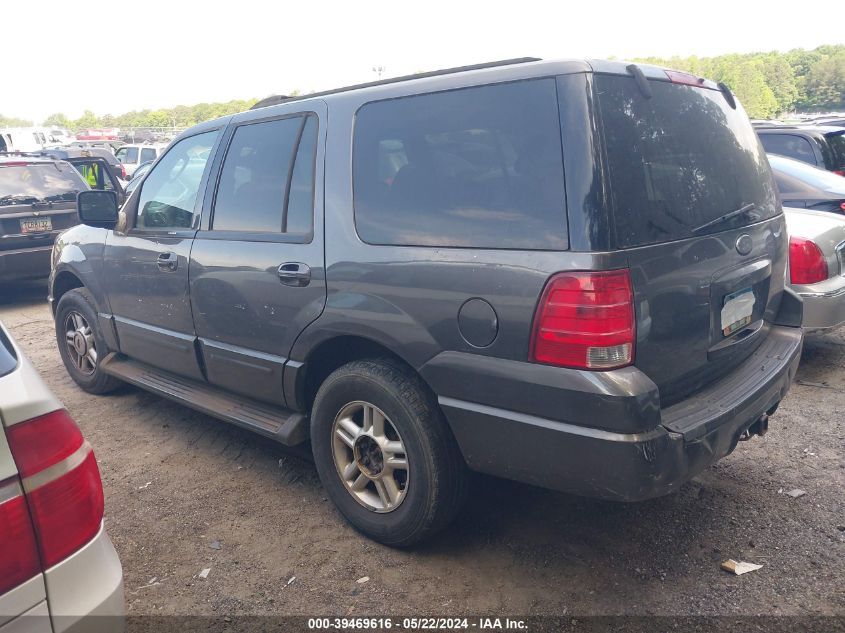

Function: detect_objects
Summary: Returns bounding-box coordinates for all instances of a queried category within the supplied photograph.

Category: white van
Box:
[0,128,48,152]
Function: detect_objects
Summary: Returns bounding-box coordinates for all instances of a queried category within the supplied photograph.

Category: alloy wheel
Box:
[331,401,409,513]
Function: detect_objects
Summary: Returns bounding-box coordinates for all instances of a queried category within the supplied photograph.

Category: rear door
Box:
[594,72,787,404]
[102,130,222,380]
[188,105,326,405]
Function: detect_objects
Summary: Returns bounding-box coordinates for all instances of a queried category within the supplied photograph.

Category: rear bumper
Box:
[795,278,845,331]
[0,246,53,281]
[45,524,124,633]
[436,325,803,501]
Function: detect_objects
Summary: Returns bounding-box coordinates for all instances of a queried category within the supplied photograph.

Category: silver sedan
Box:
[784,207,845,331]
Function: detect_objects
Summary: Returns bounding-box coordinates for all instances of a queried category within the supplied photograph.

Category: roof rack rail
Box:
[250,57,542,110]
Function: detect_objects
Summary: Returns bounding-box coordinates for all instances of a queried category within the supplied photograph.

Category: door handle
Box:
[277,262,311,287]
[156,251,178,272]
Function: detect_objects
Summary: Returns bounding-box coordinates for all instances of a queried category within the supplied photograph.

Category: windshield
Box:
[768,153,845,195]
[596,75,780,248]
[0,162,88,204]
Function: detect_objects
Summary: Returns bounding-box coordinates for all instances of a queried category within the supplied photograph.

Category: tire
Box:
[55,288,122,394]
[310,358,467,547]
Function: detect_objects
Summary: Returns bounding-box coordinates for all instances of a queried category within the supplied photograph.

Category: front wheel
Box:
[55,288,122,394]
[310,358,467,547]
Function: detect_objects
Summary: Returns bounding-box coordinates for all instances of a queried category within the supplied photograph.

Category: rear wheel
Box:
[55,288,122,394]
[311,358,467,547]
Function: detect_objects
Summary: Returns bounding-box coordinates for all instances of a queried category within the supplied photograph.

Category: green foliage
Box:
[0,114,34,127]
[45,98,263,132]
[635,45,845,118]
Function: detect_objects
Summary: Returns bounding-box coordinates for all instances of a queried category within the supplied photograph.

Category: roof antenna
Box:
[626,64,653,99]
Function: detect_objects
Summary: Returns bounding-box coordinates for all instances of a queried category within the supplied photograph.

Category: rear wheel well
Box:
[301,337,418,412]
[52,271,84,314]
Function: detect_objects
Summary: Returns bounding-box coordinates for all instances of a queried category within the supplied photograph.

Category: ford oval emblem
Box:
[736,234,753,255]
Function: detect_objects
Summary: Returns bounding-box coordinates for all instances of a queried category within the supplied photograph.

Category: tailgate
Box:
[595,71,787,404]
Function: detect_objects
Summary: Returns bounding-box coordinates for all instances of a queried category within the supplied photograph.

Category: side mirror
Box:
[77,190,119,228]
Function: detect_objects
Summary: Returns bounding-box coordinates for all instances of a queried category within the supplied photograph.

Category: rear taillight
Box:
[789,236,828,285]
[0,481,41,596]
[840,201,845,212]
[5,409,104,570]
[833,170,844,177]
[530,270,635,370]
[119,164,126,179]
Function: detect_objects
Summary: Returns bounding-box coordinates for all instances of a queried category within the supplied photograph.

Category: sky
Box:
[4,0,843,123]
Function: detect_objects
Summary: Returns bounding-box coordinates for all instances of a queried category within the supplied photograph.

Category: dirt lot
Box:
[1,280,843,624]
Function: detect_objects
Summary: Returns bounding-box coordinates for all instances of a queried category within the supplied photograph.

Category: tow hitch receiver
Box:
[738,414,769,441]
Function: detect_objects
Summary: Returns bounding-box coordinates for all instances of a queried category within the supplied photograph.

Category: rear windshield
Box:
[596,75,780,248]
[0,162,88,204]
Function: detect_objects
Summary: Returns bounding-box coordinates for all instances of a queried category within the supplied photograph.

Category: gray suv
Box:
[50,58,804,546]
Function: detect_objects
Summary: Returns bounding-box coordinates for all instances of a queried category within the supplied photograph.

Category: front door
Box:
[189,106,327,405]
[102,128,222,380]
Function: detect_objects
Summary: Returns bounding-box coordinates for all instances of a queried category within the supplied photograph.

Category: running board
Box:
[100,354,308,446]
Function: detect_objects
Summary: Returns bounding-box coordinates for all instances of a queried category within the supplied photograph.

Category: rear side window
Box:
[140,148,157,163]
[212,114,316,234]
[597,75,780,248]
[353,79,568,249]
[0,163,87,203]
[759,134,817,165]
[821,132,845,171]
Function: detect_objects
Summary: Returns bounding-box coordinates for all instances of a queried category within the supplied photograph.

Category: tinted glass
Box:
[116,147,138,163]
[353,79,568,249]
[0,162,87,203]
[213,117,303,233]
[597,75,780,248]
[140,148,157,162]
[823,132,845,169]
[136,131,218,230]
[769,154,845,194]
[286,115,317,234]
[759,134,817,165]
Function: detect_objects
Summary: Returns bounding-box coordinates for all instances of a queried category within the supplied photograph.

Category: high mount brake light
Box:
[530,270,635,370]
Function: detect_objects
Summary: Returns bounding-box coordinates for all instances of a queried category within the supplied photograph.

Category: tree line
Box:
[1,45,843,129]
[634,44,845,118]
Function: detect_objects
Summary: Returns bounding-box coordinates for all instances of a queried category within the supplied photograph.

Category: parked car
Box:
[50,58,803,546]
[114,144,166,178]
[124,160,154,195]
[66,141,122,154]
[784,207,845,331]
[768,153,845,214]
[0,321,124,632]
[756,125,845,175]
[1,156,88,281]
[808,117,845,128]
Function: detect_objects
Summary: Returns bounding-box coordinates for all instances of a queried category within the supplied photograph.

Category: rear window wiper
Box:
[692,203,761,234]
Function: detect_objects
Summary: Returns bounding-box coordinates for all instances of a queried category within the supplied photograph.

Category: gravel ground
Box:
[1,280,843,626]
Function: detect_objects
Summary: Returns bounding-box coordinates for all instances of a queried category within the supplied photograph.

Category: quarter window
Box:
[353,79,568,249]
[136,131,218,230]
[212,114,317,234]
